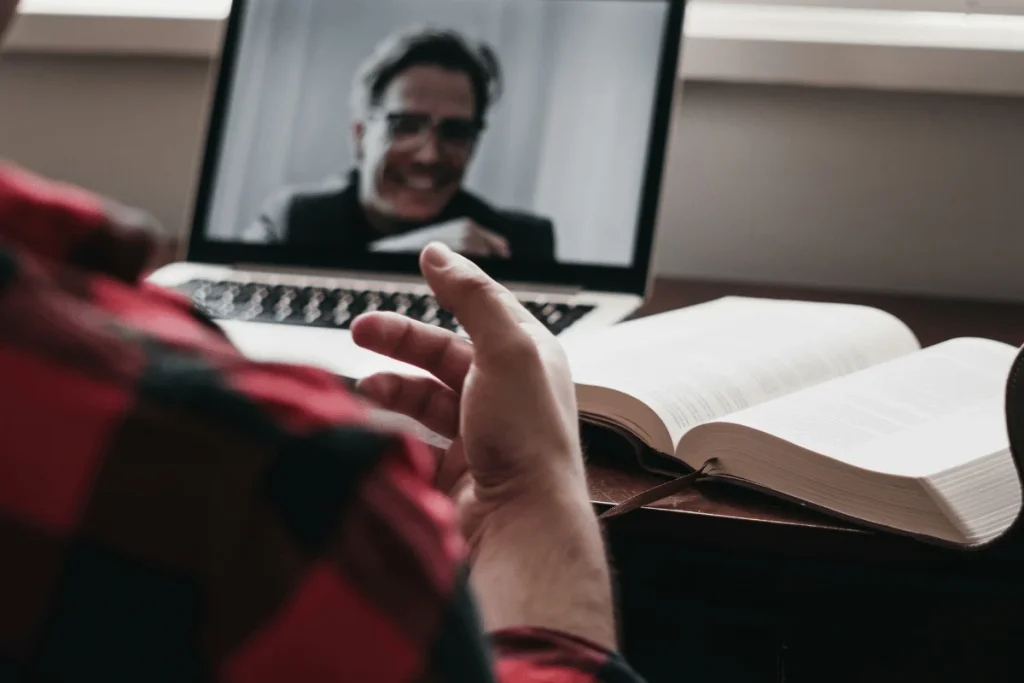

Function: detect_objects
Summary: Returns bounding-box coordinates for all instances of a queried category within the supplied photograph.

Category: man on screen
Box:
[245,26,557,261]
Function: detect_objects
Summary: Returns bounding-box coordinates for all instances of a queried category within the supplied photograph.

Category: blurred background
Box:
[2,0,1023,299]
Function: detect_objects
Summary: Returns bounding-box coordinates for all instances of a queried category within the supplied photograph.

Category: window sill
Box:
[7,0,229,59]
[5,1,1024,96]
[683,3,1024,96]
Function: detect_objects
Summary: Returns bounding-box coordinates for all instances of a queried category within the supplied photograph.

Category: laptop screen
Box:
[189,0,683,294]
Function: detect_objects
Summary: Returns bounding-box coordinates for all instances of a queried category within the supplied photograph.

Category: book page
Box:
[564,297,921,448]
[716,337,1016,475]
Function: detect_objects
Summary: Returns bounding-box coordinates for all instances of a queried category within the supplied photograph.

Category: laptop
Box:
[149,0,685,381]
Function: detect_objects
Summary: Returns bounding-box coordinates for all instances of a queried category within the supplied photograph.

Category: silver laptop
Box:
[149,0,685,381]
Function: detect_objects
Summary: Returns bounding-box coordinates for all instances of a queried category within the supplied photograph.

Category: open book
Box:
[562,296,1023,549]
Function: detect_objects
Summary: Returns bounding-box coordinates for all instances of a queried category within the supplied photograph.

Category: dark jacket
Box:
[244,170,556,261]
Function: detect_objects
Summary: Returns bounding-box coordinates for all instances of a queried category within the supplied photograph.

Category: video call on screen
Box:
[204,0,669,267]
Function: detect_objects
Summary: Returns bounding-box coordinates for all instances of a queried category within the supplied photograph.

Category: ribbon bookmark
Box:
[598,460,716,520]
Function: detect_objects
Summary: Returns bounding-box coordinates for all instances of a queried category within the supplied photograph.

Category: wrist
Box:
[470,445,589,513]
[466,467,591,556]
[472,479,594,543]
[466,478,616,650]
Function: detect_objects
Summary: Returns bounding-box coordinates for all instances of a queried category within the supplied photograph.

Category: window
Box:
[705,0,1022,13]
[19,0,231,19]
[9,0,1024,97]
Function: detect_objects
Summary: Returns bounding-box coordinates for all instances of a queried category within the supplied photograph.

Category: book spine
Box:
[1005,347,1024,549]
[1006,347,1024,462]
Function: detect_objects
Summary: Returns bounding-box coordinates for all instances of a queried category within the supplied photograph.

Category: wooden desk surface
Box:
[589,276,1024,578]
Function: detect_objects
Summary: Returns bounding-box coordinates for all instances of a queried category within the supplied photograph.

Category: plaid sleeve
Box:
[493,629,645,683]
[0,166,645,682]
[0,321,644,682]
[0,162,168,281]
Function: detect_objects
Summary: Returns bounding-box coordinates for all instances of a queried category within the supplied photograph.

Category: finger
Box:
[493,238,511,259]
[357,372,460,439]
[459,245,491,257]
[435,440,470,494]
[351,311,472,391]
[474,226,511,259]
[461,229,495,257]
[419,243,543,352]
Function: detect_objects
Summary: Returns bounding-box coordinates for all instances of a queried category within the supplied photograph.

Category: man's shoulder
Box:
[263,176,352,217]
[248,176,354,243]
[457,191,553,232]
[0,162,169,278]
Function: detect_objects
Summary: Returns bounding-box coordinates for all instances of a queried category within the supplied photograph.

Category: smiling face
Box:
[354,64,480,226]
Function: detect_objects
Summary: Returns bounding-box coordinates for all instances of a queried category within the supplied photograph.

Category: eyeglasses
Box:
[373,112,482,155]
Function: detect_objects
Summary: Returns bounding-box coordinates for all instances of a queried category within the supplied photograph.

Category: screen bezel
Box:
[186,0,685,296]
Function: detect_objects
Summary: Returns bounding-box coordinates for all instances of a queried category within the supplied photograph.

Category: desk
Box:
[594,277,1024,683]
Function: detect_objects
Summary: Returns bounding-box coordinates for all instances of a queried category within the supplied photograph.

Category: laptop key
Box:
[363,291,385,313]
[391,293,412,315]
[175,279,592,335]
[550,304,594,335]
[437,310,458,332]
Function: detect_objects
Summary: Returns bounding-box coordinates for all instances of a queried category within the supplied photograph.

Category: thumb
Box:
[419,242,531,350]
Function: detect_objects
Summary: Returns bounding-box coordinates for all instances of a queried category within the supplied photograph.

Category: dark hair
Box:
[351,26,503,124]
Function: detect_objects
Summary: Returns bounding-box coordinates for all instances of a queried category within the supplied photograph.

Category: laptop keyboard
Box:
[176,279,594,336]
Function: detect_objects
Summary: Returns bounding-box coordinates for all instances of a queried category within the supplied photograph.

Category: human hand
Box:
[351,242,615,648]
[351,242,585,546]
[455,219,511,258]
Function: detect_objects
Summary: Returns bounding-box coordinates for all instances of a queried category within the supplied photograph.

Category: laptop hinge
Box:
[232,263,584,296]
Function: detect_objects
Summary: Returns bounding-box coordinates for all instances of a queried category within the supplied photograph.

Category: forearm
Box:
[468,483,617,651]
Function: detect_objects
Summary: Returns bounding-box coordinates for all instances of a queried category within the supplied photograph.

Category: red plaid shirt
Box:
[0,163,644,683]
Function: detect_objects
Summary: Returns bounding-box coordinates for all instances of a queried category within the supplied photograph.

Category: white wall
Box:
[654,81,1024,301]
[1,53,1023,302]
[0,54,212,236]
